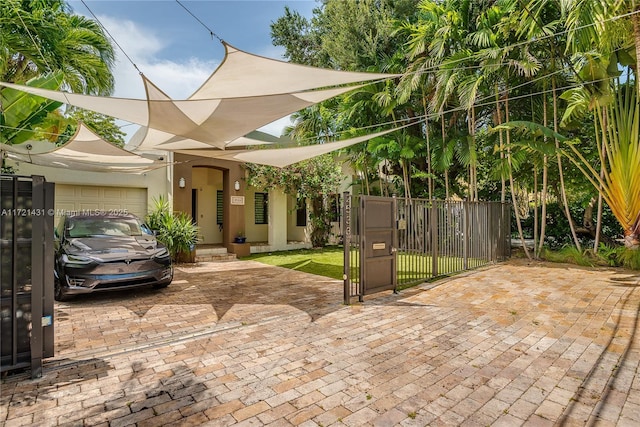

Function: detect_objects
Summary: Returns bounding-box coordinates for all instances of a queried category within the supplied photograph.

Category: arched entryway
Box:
[172,153,246,255]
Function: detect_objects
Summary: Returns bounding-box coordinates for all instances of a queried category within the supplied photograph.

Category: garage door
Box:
[55,184,147,220]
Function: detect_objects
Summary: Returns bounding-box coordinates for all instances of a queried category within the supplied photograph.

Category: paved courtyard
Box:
[1,259,639,426]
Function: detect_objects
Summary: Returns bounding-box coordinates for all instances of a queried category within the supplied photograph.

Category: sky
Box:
[67,0,317,136]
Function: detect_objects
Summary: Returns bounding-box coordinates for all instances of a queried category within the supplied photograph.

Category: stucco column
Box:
[224,169,246,246]
[172,160,193,218]
[268,188,288,250]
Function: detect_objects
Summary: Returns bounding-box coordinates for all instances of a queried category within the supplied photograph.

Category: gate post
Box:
[358,196,365,302]
[0,175,54,378]
[392,195,398,294]
[463,200,469,270]
[342,192,351,305]
[431,200,438,277]
[30,176,45,378]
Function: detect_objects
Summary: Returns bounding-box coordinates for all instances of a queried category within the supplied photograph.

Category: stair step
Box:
[196,247,228,256]
[195,253,237,262]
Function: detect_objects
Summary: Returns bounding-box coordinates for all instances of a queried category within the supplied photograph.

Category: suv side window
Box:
[55,216,66,240]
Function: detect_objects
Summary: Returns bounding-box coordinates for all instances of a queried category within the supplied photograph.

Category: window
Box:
[254,192,268,224]
[216,190,223,225]
[296,198,307,227]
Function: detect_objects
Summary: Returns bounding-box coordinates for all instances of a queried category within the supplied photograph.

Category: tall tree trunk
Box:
[423,95,433,200]
[495,86,506,203]
[537,91,549,257]
[531,98,539,258]
[534,167,539,256]
[402,160,411,199]
[363,156,371,196]
[467,112,473,200]
[593,108,607,252]
[441,111,450,200]
[552,75,582,251]
[506,91,532,260]
[470,106,478,201]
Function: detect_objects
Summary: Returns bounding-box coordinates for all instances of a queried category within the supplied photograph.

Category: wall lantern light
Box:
[178,177,186,188]
[234,180,240,191]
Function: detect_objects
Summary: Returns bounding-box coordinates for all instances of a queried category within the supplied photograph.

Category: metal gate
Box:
[1,174,55,378]
[343,196,398,303]
[343,194,511,304]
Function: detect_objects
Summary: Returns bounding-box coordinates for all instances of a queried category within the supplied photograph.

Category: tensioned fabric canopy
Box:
[1,43,398,151]
[127,127,290,151]
[0,42,404,172]
[0,77,361,150]
[174,125,411,168]
[191,43,396,99]
[0,123,166,174]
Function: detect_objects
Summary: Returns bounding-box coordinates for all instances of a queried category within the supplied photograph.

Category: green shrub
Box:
[542,243,640,270]
[146,196,199,262]
[616,248,640,270]
[542,246,595,267]
[593,244,620,267]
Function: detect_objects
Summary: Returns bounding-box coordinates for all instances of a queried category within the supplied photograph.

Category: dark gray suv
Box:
[54,213,172,301]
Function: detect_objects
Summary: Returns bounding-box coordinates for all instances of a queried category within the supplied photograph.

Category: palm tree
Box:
[0,0,115,94]
[517,0,639,250]
[1,0,116,150]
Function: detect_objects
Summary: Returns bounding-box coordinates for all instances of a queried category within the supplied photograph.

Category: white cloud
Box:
[99,15,217,99]
[100,17,164,60]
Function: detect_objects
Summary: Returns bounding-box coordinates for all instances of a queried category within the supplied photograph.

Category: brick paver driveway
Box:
[1,259,639,426]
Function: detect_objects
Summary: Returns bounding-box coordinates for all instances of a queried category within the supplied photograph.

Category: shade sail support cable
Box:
[80,0,143,75]
[175,0,224,43]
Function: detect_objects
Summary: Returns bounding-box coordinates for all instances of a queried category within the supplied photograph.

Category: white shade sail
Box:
[1,123,166,174]
[0,81,152,125]
[175,125,409,168]
[1,43,397,150]
[1,43,405,170]
[192,42,399,99]
[127,127,286,151]
[134,82,363,149]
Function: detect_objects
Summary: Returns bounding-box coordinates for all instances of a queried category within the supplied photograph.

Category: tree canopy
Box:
[1,0,118,152]
[270,0,639,251]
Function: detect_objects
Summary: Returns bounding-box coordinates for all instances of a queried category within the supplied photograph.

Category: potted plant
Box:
[146,196,199,262]
[234,231,246,244]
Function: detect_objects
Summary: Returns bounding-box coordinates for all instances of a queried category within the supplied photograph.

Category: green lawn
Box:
[243,246,345,280]
[243,246,487,284]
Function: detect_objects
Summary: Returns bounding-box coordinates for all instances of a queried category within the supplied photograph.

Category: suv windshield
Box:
[66,217,143,238]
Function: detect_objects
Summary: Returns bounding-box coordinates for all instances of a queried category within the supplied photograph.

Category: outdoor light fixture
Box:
[179,177,186,188]
[234,180,240,191]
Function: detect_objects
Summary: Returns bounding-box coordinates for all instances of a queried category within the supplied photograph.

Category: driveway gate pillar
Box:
[0,174,55,378]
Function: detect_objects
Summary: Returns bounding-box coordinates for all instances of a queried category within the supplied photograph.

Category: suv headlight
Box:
[153,247,170,259]
[63,254,96,266]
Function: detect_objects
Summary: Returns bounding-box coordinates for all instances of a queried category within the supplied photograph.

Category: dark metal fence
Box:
[343,194,511,304]
[1,174,55,378]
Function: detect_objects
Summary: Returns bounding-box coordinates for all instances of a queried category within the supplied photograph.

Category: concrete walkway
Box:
[1,259,639,426]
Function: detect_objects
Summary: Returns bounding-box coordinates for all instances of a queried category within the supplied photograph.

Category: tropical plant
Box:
[0,73,64,145]
[146,196,199,261]
[496,78,639,251]
[246,155,344,247]
[1,0,116,154]
[566,83,640,249]
[0,0,115,94]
